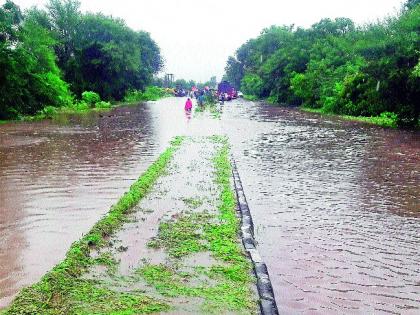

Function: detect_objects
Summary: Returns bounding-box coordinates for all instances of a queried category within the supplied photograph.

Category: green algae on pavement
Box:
[3,137,184,315]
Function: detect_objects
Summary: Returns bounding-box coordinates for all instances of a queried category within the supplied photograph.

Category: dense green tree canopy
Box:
[225,1,420,126]
[0,0,71,118]
[0,0,163,119]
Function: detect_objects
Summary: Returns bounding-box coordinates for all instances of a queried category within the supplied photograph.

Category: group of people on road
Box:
[184,88,216,112]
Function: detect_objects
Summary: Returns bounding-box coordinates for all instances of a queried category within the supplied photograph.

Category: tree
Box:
[71,13,141,100]
[0,1,71,119]
[405,0,420,10]
[225,9,419,126]
[46,0,81,73]
[134,31,163,90]
[241,74,263,96]
[224,56,243,90]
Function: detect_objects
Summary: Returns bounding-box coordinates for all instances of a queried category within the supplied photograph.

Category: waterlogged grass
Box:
[140,136,256,313]
[301,107,398,128]
[194,102,221,119]
[207,136,251,268]
[4,137,184,315]
[92,252,118,275]
[4,135,256,314]
[182,197,204,209]
[138,264,254,313]
[148,212,211,258]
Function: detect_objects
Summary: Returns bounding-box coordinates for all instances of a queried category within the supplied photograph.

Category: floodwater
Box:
[222,101,420,314]
[0,97,419,314]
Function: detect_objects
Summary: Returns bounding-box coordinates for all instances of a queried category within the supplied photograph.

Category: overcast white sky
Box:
[5,0,405,82]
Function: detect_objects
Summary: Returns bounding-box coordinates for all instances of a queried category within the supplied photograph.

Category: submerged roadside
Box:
[241,96,418,129]
[2,136,259,314]
[0,87,170,125]
[299,107,402,128]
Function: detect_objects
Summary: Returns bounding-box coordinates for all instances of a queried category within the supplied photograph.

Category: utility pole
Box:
[164,73,174,88]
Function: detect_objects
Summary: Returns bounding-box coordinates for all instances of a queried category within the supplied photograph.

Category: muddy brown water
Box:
[0,97,419,313]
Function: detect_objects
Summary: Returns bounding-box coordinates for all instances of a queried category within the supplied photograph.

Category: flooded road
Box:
[222,101,420,314]
[1,97,419,313]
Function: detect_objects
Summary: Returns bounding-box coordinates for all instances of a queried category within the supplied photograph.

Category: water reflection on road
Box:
[0,97,419,313]
[223,100,420,314]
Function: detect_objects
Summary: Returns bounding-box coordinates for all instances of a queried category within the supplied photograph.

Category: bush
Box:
[72,101,90,111]
[82,91,101,107]
[95,101,111,109]
[241,74,263,97]
[124,86,168,103]
[33,105,59,120]
[124,89,145,103]
[243,95,258,101]
[142,86,168,101]
[204,93,216,105]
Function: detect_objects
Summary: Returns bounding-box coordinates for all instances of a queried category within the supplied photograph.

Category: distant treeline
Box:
[0,0,163,119]
[224,0,419,127]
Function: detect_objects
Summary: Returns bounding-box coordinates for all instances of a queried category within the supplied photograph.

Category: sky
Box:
[5,0,405,82]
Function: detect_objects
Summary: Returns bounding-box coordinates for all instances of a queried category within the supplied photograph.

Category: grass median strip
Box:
[3,136,184,315]
[3,135,257,314]
[138,136,256,313]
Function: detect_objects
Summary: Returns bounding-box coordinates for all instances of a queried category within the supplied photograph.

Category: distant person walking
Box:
[185,97,193,111]
[197,92,204,107]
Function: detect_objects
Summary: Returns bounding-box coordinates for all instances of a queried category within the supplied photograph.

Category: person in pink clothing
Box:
[184,97,193,111]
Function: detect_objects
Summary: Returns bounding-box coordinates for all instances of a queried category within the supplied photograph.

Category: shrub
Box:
[82,91,101,107]
[124,86,168,103]
[73,101,90,111]
[142,86,167,101]
[40,105,59,119]
[241,74,263,97]
[95,101,111,109]
[124,89,145,103]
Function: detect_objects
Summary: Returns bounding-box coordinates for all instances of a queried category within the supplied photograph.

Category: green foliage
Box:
[72,100,89,112]
[0,1,72,119]
[182,197,204,209]
[35,105,59,119]
[124,89,145,103]
[225,6,420,127]
[81,91,101,107]
[143,86,168,101]
[0,0,163,120]
[224,57,244,90]
[124,86,168,103]
[148,212,211,258]
[138,136,256,313]
[243,95,258,101]
[194,99,220,119]
[94,100,111,109]
[138,263,254,313]
[240,73,263,97]
[4,137,184,314]
[302,107,398,128]
[405,0,420,10]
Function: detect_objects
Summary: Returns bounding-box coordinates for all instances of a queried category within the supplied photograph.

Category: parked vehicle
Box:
[174,88,187,97]
[217,81,237,101]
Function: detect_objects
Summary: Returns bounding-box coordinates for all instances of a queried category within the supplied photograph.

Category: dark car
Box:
[217,81,236,101]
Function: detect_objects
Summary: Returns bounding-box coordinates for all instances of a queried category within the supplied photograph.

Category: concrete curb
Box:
[231,159,279,315]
